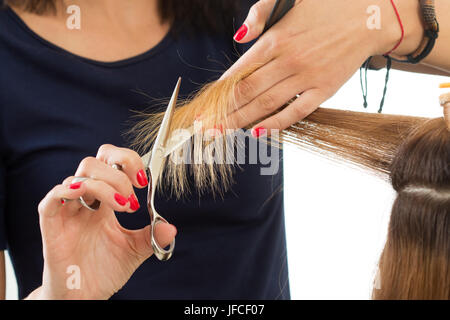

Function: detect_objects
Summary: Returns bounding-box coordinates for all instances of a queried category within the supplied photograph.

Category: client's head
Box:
[374,118,449,300]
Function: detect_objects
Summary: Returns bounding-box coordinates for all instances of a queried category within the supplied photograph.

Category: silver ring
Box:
[111,163,123,171]
[72,177,101,211]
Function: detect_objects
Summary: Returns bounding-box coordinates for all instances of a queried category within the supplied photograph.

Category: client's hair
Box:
[374,118,449,299]
[131,68,449,299]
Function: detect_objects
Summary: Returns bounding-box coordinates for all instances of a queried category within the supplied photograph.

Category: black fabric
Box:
[0,3,290,299]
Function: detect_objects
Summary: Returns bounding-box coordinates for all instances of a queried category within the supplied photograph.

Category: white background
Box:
[5,67,449,300]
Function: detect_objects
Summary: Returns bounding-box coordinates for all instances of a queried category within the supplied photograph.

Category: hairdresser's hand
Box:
[26,144,177,300]
[223,0,423,134]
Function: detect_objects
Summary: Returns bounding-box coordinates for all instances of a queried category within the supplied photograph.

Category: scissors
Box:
[140,0,295,261]
[140,77,181,261]
[147,0,296,160]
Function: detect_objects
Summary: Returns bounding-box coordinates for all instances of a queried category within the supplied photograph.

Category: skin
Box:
[5,1,174,299]
[2,0,449,299]
[10,0,170,62]
[223,0,450,133]
[25,144,177,300]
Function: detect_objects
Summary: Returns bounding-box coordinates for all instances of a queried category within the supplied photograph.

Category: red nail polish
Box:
[114,193,128,206]
[234,24,248,42]
[213,124,224,134]
[136,169,148,187]
[128,194,140,211]
[69,182,82,190]
[61,199,65,205]
[252,126,267,138]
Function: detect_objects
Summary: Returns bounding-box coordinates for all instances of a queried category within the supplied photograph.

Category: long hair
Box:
[131,66,449,299]
[3,0,241,36]
[373,118,449,299]
[129,65,429,196]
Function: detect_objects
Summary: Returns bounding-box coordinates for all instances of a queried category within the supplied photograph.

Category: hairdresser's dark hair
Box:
[3,0,241,36]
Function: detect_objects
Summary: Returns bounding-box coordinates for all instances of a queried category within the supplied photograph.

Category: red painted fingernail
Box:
[69,182,82,189]
[128,194,140,211]
[234,24,248,42]
[61,199,65,205]
[213,124,224,134]
[252,126,267,138]
[114,193,128,206]
[136,169,148,187]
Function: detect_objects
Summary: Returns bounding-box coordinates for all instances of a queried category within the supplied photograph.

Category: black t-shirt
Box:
[0,4,289,299]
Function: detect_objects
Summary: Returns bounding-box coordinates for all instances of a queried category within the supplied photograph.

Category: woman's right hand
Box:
[27,144,177,300]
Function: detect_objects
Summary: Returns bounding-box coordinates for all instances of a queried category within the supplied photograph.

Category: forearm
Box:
[24,286,43,300]
[374,0,450,73]
[421,0,450,72]
[369,55,450,76]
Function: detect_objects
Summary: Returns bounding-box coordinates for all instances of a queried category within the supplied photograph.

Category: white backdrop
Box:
[5,67,449,300]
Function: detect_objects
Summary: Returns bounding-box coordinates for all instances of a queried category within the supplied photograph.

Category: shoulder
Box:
[0,5,29,45]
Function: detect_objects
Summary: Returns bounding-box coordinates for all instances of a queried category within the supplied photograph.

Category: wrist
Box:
[373,0,424,56]
[24,286,44,300]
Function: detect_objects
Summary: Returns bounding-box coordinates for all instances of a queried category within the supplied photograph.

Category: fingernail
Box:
[234,24,248,42]
[252,126,267,138]
[136,169,148,187]
[128,194,140,211]
[61,199,65,205]
[213,124,224,135]
[69,182,83,189]
[114,193,128,206]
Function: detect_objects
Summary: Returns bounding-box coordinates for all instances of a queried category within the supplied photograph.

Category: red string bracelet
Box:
[384,0,405,56]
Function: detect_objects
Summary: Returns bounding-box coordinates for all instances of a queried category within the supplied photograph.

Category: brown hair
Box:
[131,67,449,299]
[373,118,449,299]
[3,0,241,36]
[130,65,429,196]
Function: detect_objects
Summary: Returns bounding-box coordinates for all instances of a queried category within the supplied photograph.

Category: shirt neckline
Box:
[6,6,174,68]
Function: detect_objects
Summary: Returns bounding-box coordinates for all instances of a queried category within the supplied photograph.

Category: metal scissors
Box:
[140,0,295,261]
[140,77,181,261]
[146,0,296,159]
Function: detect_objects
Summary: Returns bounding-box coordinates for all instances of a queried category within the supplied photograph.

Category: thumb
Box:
[129,223,177,259]
[234,0,276,43]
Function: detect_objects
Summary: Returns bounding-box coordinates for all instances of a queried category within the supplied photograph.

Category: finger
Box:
[227,75,303,129]
[125,223,177,260]
[79,178,131,213]
[75,157,140,212]
[38,183,86,219]
[231,57,294,111]
[96,144,149,189]
[38,183,87,241]
[234,0,276,43]
[251,88,324,132]
[220,30,273,81]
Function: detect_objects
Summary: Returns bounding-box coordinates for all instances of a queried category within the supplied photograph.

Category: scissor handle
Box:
[146,167,176,261]
[151,214,176,261]
[262,0,296,34]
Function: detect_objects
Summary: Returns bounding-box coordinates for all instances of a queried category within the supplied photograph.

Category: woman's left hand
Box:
[223,0,423,134]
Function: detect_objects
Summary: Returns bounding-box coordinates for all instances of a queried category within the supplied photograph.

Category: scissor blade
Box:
[162,126,195,157]
[141,151,151,168]
[148,77,181,177]
[155,77,181,149]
